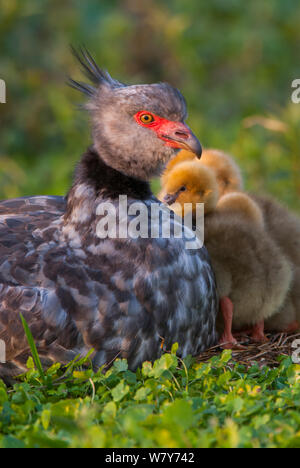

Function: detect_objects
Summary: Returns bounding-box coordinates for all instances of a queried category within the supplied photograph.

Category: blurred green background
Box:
[0,0,299,211]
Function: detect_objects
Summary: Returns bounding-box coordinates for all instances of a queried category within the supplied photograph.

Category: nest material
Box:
[197,332,300,368]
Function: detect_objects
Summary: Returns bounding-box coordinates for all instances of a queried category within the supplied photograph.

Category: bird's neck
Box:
[64,146,153,226]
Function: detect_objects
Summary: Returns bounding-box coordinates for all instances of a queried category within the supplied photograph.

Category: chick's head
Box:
[201,149,243,196]
[162,161,219,215]
[160,149,197,187]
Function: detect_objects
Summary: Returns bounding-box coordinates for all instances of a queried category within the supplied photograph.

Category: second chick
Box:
[159,160,293,346]
[199,148,300,332]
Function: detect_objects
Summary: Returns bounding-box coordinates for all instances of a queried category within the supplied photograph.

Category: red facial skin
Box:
[134,110,191,149]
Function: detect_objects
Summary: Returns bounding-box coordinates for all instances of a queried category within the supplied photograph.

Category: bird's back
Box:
[0,193,218,379]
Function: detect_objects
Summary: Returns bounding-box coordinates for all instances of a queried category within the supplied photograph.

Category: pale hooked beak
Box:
[158,122,202,158]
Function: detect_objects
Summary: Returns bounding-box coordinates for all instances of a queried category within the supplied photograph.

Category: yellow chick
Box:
[200,148,244,196]
[159,147,243,200]
[158,160,219,215]
[198,148,300,332]
[159,161,293,347]
[159,150,197,201]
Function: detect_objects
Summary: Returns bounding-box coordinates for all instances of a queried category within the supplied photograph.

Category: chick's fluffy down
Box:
[205,209,293,332]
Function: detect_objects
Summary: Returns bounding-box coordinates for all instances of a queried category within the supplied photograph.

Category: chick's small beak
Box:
[159,121,202,158]
[163,193,179,205]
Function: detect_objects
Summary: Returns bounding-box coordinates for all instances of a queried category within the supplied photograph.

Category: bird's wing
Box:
[124,199,218,366]
[132,239,218,358]
[0,196,81,381]
[0,196,66,282]
[0,284,80,368]
[0,195,66,216]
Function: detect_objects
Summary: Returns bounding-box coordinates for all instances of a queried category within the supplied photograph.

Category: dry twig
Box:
[196,332,300,368]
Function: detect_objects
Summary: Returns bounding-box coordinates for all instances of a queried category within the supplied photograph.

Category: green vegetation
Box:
[0,349,299,448]
[0,0,299,211]
[0,0,300,449]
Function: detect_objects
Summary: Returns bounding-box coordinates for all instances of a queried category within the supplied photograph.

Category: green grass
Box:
[19,313,46,384]
[0,347,299,448]
[1,0,300,448]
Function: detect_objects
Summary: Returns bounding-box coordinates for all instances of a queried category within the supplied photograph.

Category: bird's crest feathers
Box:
[68,46,125,96]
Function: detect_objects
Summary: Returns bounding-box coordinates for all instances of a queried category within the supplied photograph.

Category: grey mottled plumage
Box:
[0,49,218,381]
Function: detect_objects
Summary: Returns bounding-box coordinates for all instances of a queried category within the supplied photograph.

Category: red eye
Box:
[139,113,154,124]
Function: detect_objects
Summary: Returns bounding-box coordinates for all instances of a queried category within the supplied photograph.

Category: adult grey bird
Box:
[0,48,218,383]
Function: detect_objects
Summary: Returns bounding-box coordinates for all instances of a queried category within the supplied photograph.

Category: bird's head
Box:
[69,48,202,181]
[200,149,244,196]
[161,161,219,215]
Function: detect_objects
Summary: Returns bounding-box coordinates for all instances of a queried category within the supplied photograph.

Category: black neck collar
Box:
[70,146,153,201]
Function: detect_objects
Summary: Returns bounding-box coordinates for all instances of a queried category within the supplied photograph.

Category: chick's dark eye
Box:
[140,113,154,124]
[180,186,186,192]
